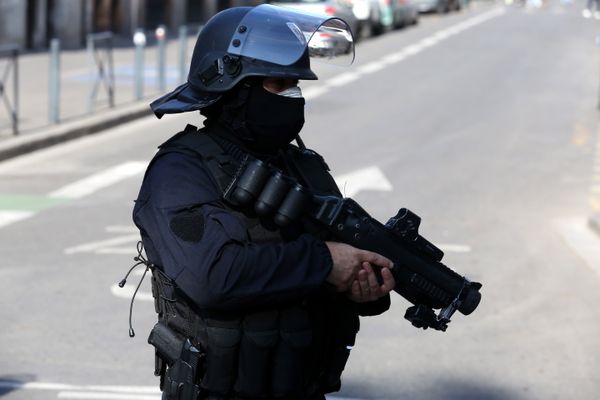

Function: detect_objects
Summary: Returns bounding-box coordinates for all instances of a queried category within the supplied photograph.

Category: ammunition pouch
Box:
[271,307,312,399]
[150,269,359,400]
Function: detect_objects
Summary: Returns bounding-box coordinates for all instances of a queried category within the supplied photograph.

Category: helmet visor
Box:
[227,4,355,67]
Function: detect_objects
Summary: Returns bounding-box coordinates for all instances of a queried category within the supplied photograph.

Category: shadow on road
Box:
[0,375,36,397]
[337,377,524,400]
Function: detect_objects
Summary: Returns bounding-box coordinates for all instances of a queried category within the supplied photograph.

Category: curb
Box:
[0,102,152,162]
[589,213,600,237]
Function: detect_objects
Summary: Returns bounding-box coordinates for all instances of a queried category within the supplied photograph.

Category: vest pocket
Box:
[235,310,279,398]
[320,302,359,393]
[271,307,313,399]
[202,317,241,396]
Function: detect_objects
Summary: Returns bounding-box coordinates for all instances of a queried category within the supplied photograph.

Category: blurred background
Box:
[1,0,600,399]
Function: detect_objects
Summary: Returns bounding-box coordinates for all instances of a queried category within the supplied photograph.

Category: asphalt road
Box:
[2,1,600,399]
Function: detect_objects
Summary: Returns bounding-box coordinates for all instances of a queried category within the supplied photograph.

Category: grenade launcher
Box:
[225,158,482,332]
[309,196,481,331]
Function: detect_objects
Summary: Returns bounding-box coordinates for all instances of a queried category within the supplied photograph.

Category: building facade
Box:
[0,0,259,50]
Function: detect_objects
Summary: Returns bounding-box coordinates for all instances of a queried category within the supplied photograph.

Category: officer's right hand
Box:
[325,242,394,292]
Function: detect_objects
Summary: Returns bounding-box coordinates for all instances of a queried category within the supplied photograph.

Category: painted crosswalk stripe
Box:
[49,161,147,199]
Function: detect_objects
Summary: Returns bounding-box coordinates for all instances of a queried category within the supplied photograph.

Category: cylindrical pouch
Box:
[234,310,279,398]
[271,307,313,399]
[201,317,242,397]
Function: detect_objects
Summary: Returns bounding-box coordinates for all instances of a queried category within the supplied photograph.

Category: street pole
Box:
[49,38,60,124]
[597,35,600,111]
[156,25,167,92]
[179,25,188,83]
[134,29,146,101]
[87,35,95,113]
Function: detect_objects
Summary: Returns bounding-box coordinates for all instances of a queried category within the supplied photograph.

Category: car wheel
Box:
[371,21,384,36]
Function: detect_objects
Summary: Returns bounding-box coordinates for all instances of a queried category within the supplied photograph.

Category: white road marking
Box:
[327,72,361,87]
[0,210,35,228]
[303,85,330,100]
[555,217,600,278]
[0,382,159,393]
[302,7,506,101]
[356,61,386,74]
[0,380,361,400]
[105,225,139,233]
[432,31,451,40]
[437,244,472,253]
[64,234,140,255]
[334,166,393,198]
[419,37,440,48]
[58,392,159,400]
[403,44,423,56]
[381,52,407,64]
[49,162,147,199]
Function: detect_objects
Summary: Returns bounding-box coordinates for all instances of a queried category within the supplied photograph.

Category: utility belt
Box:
[149,268,359,400]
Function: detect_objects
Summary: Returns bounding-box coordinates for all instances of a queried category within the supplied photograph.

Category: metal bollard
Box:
[597,35,600,111]
[87,35,95,112]
[13,48,18,135]
[178,25,188,84]
[49,39,60,124]
[133,29,146,101]
[156,25,167,92]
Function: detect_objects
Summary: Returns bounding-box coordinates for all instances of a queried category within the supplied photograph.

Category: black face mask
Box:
[243,83,305,153]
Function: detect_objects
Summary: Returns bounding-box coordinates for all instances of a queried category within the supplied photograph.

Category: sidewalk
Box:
[0,32,198,159]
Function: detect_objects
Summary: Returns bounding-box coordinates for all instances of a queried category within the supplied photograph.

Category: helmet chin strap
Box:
[295,135,306,150]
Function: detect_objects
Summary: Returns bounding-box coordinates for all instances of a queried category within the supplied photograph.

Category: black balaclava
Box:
[205,79,305,154]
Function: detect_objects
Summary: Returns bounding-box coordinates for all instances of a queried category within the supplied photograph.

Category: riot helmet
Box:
[151,4,355,118]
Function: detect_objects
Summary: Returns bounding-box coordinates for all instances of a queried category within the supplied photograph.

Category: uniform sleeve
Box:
[133,152,333,311]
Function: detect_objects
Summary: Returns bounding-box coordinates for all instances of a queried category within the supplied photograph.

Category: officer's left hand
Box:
[347,262,395,303]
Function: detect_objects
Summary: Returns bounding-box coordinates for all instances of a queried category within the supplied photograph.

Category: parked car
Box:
[391,0,419,28]
[269,0,361,41]
[351,0,394,37]
[415,0,461,13]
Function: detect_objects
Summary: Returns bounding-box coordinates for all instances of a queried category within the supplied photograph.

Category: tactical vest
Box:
[147,125,359,400]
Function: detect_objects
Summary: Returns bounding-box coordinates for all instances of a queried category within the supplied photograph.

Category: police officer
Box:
[133,5,395,399]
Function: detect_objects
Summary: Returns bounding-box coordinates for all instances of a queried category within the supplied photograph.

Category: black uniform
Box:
[133,123,389,399]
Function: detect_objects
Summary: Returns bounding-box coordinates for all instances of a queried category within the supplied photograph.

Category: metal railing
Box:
[0,23,201,136]
[87,31,115,112]
[0,44,19,135]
